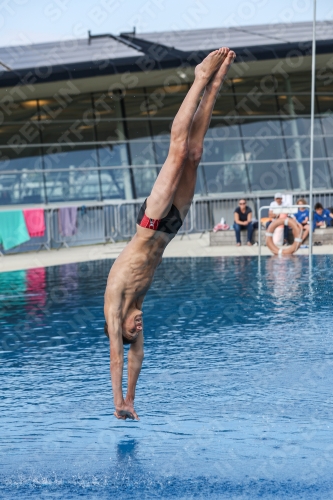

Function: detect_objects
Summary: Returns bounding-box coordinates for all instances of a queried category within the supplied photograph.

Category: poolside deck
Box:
[1,233,333,273]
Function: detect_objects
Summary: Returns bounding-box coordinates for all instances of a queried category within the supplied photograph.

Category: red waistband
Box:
[139,213,161,230]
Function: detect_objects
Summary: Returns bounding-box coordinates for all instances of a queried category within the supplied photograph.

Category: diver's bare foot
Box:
[247,241,252,246]
[236,242,241,247]
[207,49,236,91]
[194,48,225,84]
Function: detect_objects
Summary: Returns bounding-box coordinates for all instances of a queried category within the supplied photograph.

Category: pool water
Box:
[1,256,333,499]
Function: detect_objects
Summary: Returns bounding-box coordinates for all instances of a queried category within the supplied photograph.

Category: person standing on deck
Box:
[104,48,236,420]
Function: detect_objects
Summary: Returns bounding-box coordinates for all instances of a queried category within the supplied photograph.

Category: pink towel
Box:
[213,223,230,232]
[23,209,46,237]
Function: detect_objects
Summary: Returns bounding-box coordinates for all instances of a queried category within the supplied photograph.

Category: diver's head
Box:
[122,309,143,344]
[104,309,143,345]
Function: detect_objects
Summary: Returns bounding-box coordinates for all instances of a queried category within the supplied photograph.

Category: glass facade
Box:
[0,72,332,205]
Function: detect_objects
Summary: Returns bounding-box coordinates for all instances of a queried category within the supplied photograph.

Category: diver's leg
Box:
[173,49,236,217]
[145,49,226,219]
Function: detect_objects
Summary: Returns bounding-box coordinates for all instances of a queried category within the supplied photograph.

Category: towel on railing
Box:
[23,209,46,237]
[0,211,30,250]
[58,207,78,237]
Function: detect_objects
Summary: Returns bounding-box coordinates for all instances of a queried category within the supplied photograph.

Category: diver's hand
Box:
[114,399,139,420]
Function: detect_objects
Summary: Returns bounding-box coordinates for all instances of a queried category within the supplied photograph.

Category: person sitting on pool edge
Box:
[266,193,290,244]
[233,198,253,246]
[295,198,310,243]
[314,202,333,229]
[104,48,236,421]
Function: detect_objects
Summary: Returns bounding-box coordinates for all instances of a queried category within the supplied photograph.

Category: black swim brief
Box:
[137,199,183,235]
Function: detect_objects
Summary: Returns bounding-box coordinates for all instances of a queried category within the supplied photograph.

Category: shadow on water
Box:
[116,438,139,463]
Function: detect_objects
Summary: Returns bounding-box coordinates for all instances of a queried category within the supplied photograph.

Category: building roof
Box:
[0,21,332,88]
[139,21,333,52]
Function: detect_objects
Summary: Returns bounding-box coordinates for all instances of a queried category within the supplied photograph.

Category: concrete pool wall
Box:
[1,233,333,273]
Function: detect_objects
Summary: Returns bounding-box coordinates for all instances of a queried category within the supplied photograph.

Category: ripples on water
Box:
[0,256,333,499]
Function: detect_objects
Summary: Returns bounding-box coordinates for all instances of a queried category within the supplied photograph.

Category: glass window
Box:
[285,135,328,160]
[241,118,282,138]
[242,137,286,161]
[312,160,332,189]
[43,145,98,171]
[202,137,243,164]
[44,145,101,201]
[93,92,122,120]
[39,95,94,121]
[324,135,333,159]
[133,166,158,198]
[232,75,283,94]
[277,94,319,116]
[0,122,41,145]
[288,159,306,190]
[41,121,95,144]
[129,140,155,166]
[281,117,311,136]
[101,168,134,200]
[126,120,155,165]
[150,120,171,164]
[248,161,290,191]
[234,94,278,116]
[44,169,101,202]
[0,171,45,204]
[203,163,249,194]
[97,143,128,167]
[288,72,311,93]
[0,100,38,123]
[126,120,151,141]
[123,93,148,118]
[146,95,186,118]
[150,119,172,138]
[144,85,189,117]
[98,144,133,200]
[212,94,237,116]
[316,77,333,92]
[153,140,169,164]
[194,165,206,195]
[289,160,332,190]
[0,147,42,171]
[328,160,333,186]
[317,95,333,114]
[145,84,189,95]
[95,120,127,142]
[321,114,333,135]
[207,121,241,139]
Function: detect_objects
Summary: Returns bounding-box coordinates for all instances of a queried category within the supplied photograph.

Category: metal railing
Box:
[0,192,331,256]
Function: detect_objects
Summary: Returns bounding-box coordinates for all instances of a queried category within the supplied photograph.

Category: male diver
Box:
[104,47,236,420]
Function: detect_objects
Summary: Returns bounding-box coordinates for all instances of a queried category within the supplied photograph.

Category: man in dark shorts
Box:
[234,198,253,246]
[104,47,236,420]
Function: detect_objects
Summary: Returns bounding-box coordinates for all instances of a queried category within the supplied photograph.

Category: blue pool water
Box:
[1,256,333,499]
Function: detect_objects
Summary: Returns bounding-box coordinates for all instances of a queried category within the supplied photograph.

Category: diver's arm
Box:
[126,331,144,405]
[107,313,125,410]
